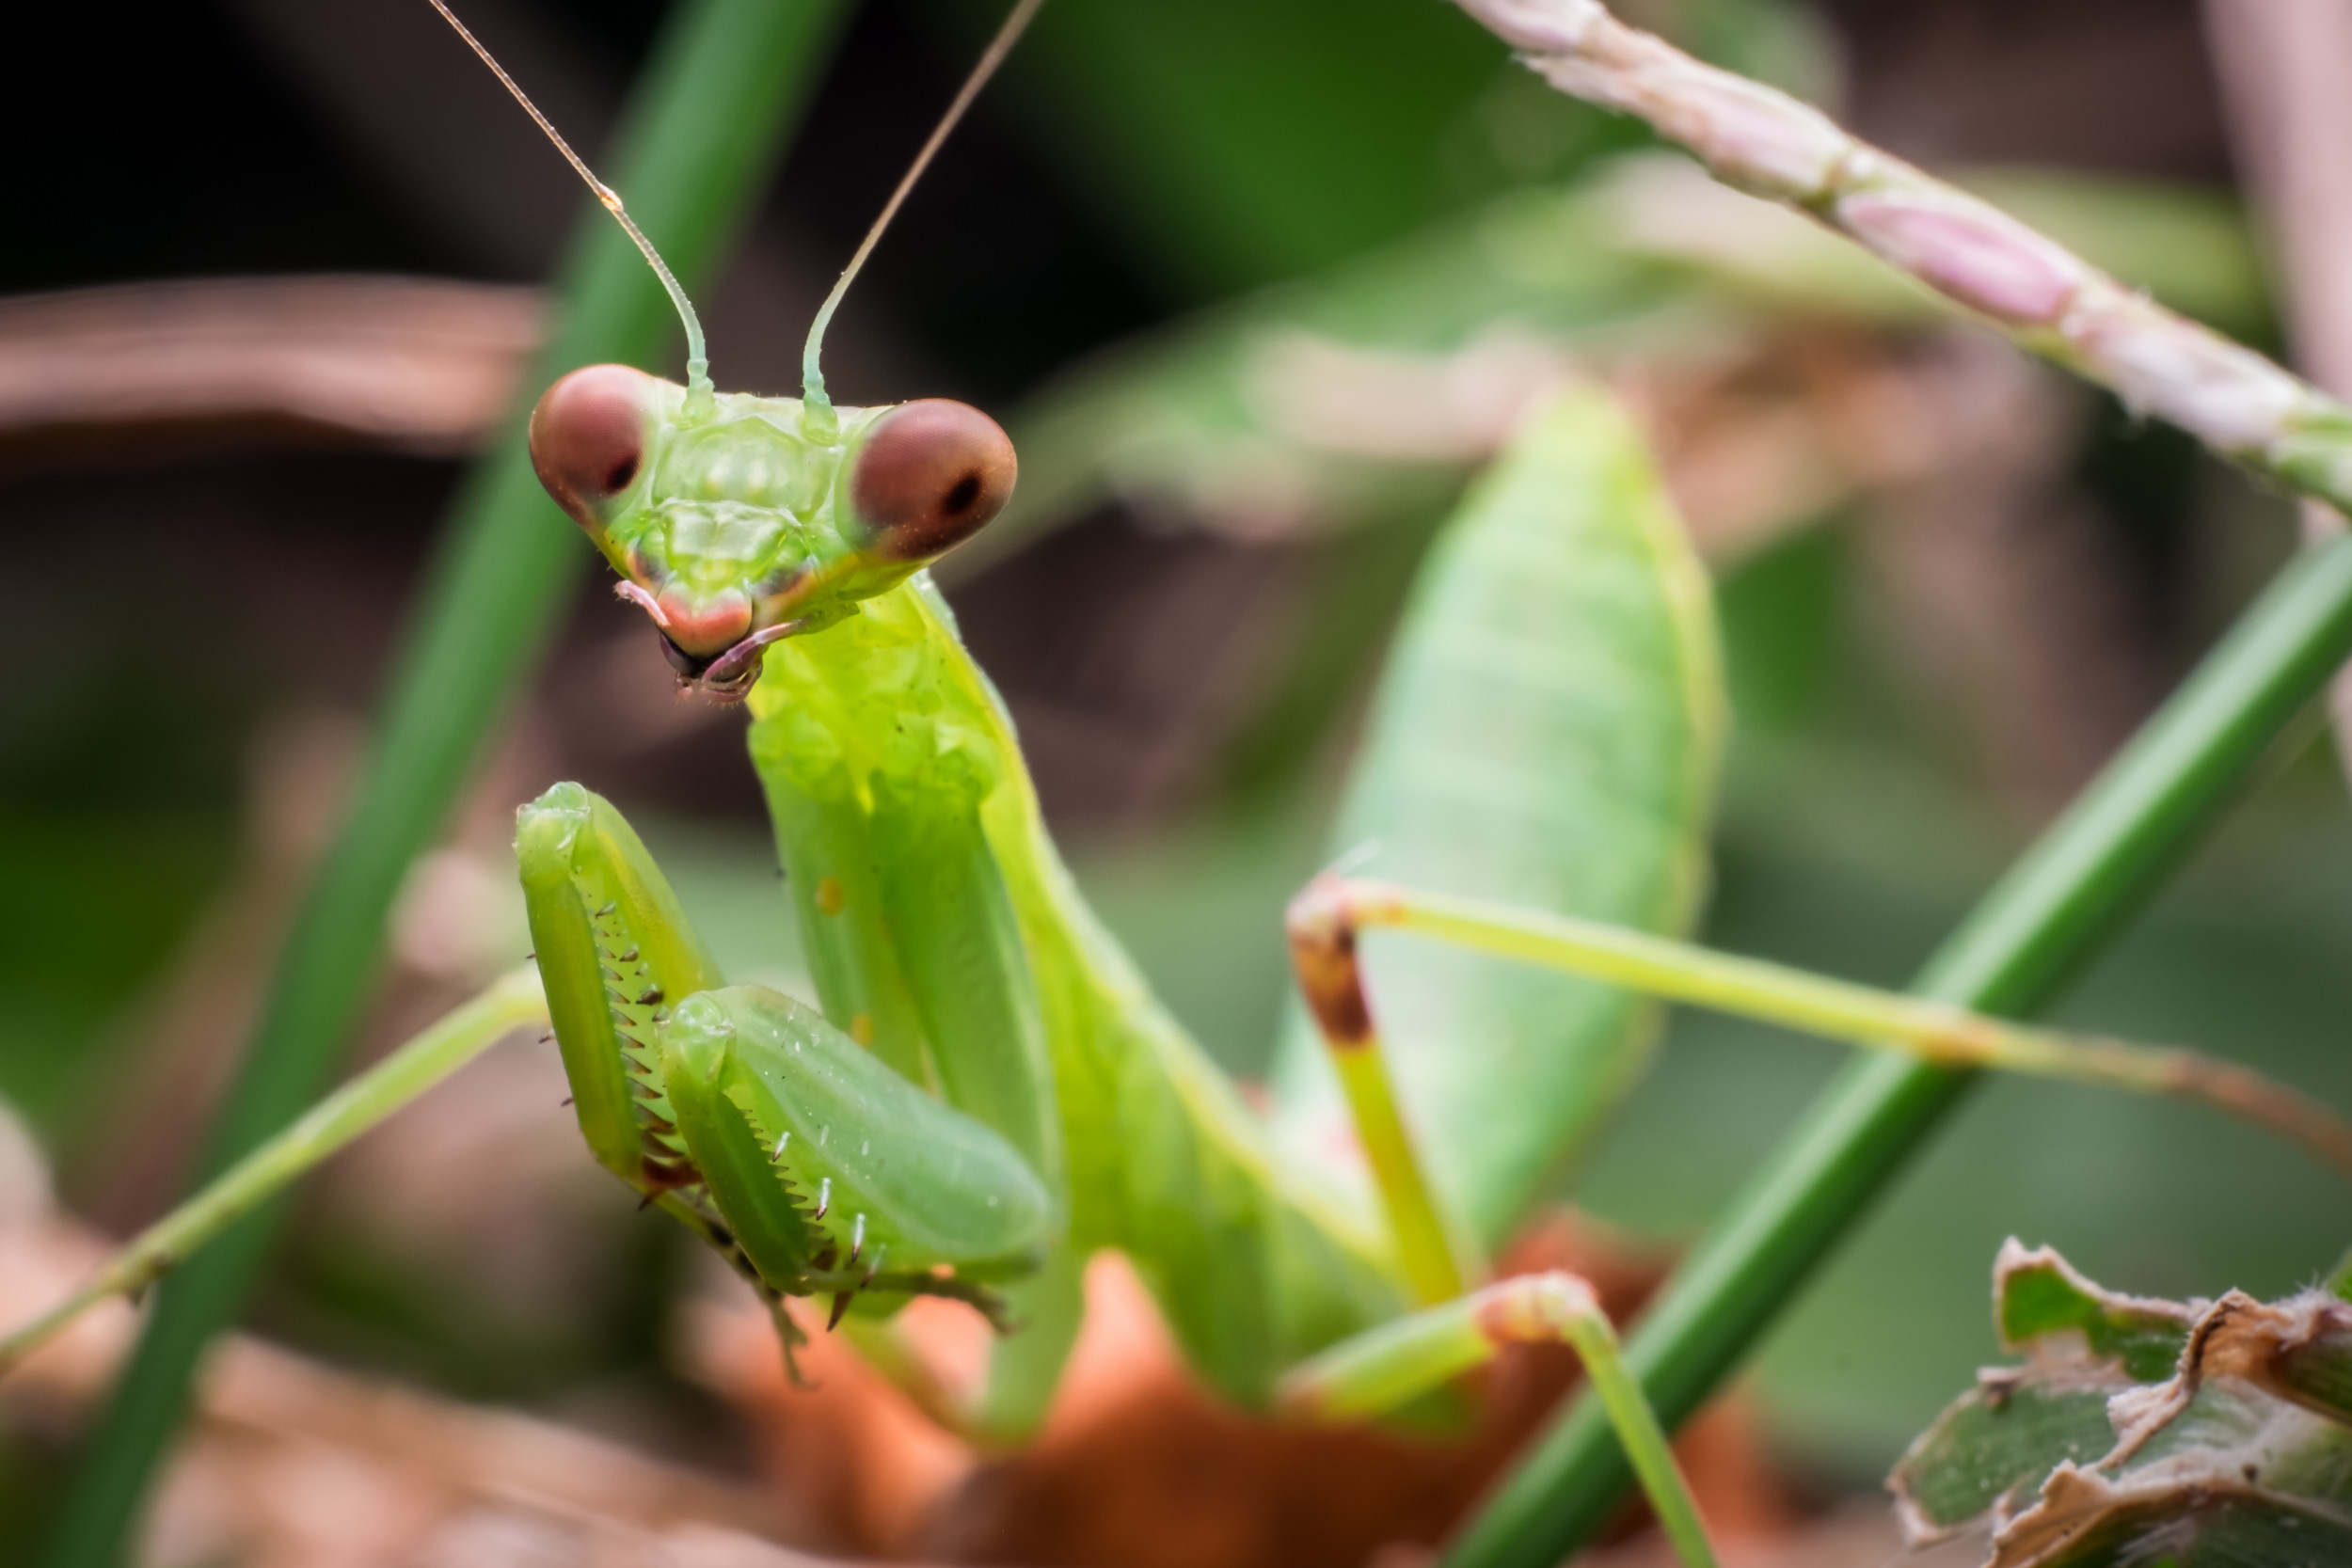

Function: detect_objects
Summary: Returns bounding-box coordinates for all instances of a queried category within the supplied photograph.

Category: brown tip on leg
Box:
[1286,875,1375,1049]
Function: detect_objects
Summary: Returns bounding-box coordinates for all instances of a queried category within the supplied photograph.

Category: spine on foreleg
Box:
[517,783,730,1194]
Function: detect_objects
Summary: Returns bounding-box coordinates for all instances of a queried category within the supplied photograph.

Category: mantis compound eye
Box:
[530,364,659,526]
[849,399,1017,562]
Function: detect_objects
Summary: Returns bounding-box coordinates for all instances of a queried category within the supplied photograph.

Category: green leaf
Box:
[977,174,1688,581]
[2016,1481,2352,1568]
[1994,1241,2193,1383]
[2275,1328,2352,1425]
[1267,386,1724,1251]
[931,0,1567,295]
[1894,1383,2123,1537]
[1894,1245,2352,1568]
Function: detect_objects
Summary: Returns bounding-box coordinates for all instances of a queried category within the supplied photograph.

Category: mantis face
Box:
[530,364,1017,699]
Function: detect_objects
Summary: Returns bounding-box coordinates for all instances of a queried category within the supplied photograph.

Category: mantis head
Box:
[431,0,1039,698]
[530,366,1016,700]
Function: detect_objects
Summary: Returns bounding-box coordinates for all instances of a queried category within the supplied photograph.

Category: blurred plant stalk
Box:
[2205,0,2352,786]
[1456,0,2352,520]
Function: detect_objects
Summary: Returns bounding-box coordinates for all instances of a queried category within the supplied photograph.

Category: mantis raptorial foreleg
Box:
[662,988,1051,1299]
[516,783,1056,1327]
[0,780,1068,1374]
[864,764,1065,1196]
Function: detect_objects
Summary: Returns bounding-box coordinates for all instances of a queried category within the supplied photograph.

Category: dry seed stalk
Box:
[1455,0,2352,518]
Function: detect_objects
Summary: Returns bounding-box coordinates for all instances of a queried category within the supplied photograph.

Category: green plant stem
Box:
[1446,531,2352,1568]
[37,5,850,1562]
[0,970,547,1371]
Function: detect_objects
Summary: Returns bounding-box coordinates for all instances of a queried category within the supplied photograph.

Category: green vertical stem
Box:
[39,3,850,1562]
[1446,532,2352,1568]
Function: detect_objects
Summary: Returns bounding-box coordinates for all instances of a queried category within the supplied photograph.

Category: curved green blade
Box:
[1268,386,1723,1252]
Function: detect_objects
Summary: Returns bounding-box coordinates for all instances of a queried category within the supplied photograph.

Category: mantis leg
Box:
[1279,1274,1718,1568]
[1288,876,2352,1181]
[1278,895,1716,1551]
[1281,880,1722,1568]
[522,784,1058,1318]
[1274,864,2352,1566]
[762,768,934,1089]
[864,768,1064,1197]
[832,1243,1088,1445]
[1285,906,1471,1309]
[0,965,548,1372]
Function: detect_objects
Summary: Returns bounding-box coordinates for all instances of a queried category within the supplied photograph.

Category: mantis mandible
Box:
[12,8,2352,1565]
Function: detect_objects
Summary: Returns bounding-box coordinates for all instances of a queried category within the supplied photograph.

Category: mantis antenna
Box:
[800,0,1049,434]
[430,0,1043,434]
[424,0,715,410]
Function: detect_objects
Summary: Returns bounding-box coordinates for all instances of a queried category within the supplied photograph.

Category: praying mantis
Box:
[12,6,2352,1566]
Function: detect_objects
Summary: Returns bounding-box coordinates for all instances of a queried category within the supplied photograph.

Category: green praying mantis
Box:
[11,7,2352,1566]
